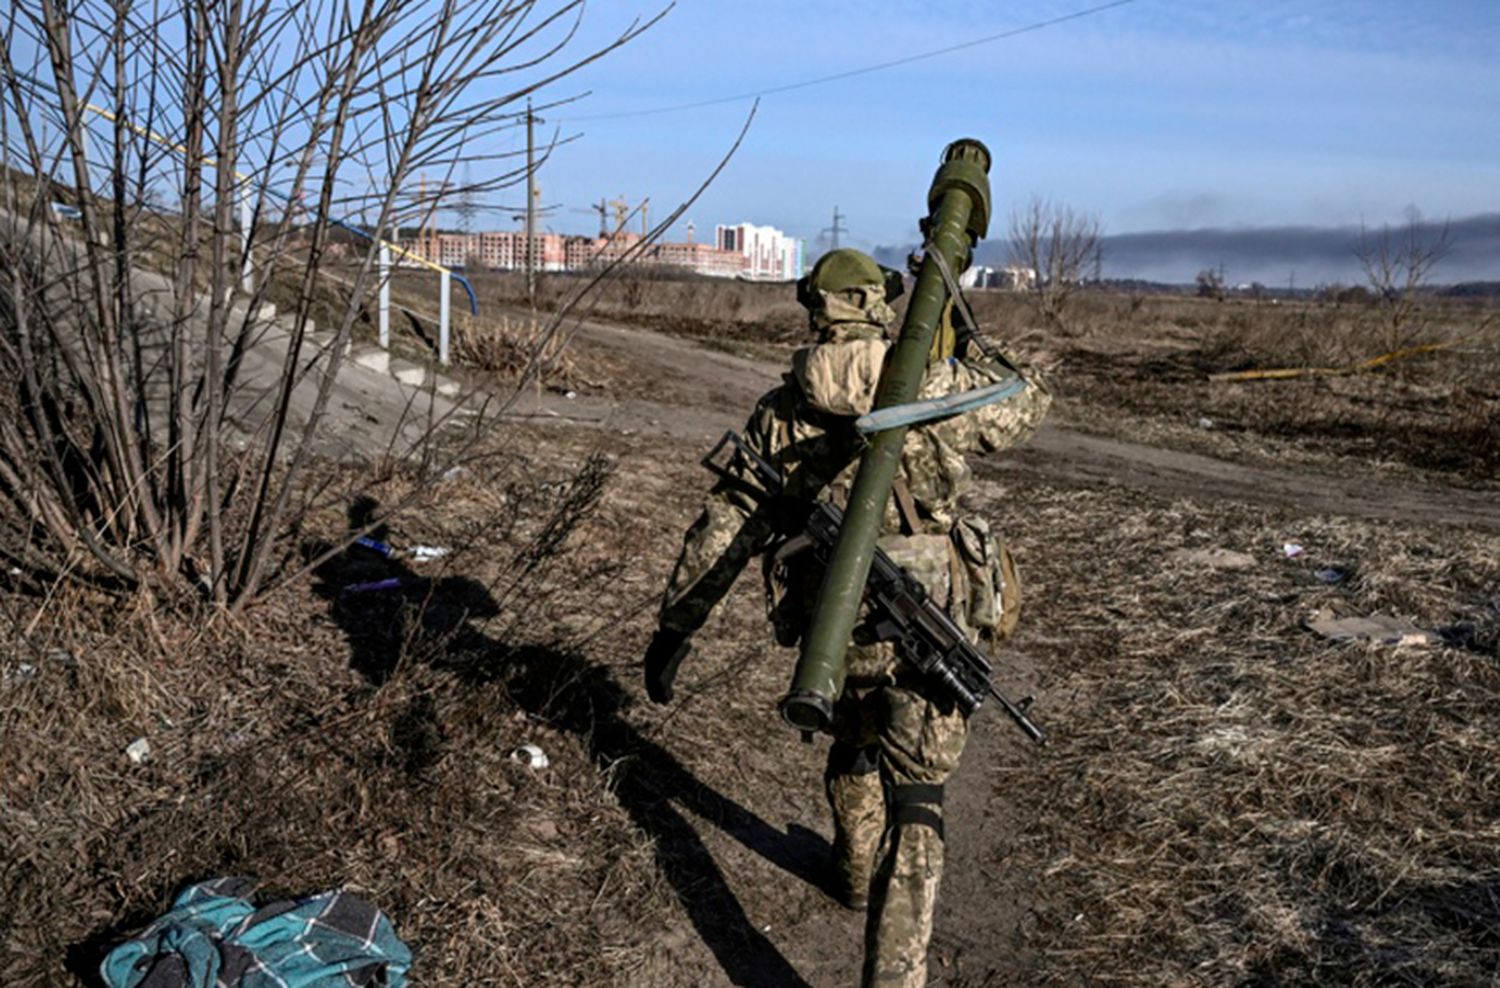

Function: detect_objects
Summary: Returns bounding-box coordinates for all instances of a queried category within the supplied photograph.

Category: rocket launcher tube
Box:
[780,140,993,733]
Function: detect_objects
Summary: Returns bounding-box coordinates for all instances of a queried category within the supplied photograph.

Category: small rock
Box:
[126,738,152,764]
[511,743,549,770]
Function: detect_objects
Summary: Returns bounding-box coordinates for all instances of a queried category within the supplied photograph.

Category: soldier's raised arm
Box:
[960,344,1053,453]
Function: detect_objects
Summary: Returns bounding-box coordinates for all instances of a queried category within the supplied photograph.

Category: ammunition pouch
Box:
[951,517,1021,639]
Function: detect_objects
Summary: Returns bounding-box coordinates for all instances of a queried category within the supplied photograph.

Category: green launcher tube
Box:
[780,138,994,732]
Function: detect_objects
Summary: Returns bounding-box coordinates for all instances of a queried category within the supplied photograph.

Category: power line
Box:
[563,0,1137,122]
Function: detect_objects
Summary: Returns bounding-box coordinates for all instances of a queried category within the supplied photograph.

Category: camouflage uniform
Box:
[656,266,1050,987]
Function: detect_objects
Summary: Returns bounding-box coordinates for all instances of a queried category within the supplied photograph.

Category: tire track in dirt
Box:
[986,428,1500,531]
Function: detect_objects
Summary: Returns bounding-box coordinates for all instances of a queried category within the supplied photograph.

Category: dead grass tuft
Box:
[449,312,584,387]
[981,480,1500,985]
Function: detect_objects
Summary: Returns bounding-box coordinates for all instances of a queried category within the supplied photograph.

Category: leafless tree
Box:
[1356,212,1452,350]
[1007,195,1101,333]
[0,0,662,609]
[1195,267,1226,301]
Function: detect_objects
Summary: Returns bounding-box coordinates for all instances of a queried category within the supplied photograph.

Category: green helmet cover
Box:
[809,248,885,294]
[796,249,905,330]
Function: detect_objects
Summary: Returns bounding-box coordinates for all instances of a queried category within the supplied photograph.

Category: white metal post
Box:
[439,269,451,366]
[239,188,253,293]
[378,242,391,349]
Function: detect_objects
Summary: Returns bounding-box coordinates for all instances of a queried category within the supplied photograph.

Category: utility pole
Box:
[418,172,445,262]
[525,99,542,307]
[821,206,847,251]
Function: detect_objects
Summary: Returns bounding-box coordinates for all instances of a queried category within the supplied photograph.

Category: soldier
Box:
[643,247,1051,986]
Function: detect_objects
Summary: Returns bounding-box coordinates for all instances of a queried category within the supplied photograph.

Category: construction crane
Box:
[608,196,629,234]
[604,195,651,238]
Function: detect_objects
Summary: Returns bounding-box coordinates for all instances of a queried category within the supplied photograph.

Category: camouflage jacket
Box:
[659,327,1051,671]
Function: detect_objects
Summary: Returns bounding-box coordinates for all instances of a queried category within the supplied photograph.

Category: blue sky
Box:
[501,0,1499,253]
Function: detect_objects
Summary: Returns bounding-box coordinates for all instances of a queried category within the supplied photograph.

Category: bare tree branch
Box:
[1,0,668,607]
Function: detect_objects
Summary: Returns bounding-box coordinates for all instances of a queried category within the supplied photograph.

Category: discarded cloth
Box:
[1305,608,1440,647]
[100,877,411,988]
[1167,547,1256,571]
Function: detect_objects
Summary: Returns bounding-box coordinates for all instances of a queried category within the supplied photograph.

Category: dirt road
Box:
[511,316,1500,532]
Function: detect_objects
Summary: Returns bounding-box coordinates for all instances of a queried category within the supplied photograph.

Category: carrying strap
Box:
[889,783,945,840]
[924,240,1021,373]
[891,476,922,536]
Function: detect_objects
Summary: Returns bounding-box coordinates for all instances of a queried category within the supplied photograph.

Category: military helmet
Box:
[796,249,905,337]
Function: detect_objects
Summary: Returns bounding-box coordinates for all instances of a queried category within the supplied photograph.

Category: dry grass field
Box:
[471,269,1499,482]
[3,270,1497,986]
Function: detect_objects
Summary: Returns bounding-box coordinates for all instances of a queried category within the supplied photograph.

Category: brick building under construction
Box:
[401,222,802,281]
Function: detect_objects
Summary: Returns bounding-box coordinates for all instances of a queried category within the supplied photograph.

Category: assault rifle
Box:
[704,430,1046,745]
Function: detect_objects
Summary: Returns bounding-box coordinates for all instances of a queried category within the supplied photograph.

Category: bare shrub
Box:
[451,314,575,381]
[0,0,656,609]
[1356,214,1452,351]
[1196,266,1226,301]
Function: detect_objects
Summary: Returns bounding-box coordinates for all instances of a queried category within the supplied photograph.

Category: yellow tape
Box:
[1209,338,1468,383]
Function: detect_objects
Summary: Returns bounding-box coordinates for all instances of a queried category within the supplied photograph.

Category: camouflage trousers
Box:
[827,681,970,988]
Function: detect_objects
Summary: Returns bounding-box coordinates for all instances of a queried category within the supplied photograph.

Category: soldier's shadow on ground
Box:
[310,500,829,987]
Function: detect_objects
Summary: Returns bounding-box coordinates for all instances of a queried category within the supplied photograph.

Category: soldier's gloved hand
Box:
[643,628,691,704]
